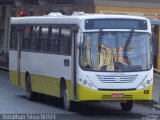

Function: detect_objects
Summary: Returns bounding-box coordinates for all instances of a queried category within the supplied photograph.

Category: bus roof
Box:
[10,12,150,25]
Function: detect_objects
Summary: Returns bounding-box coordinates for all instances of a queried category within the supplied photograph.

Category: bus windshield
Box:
[80,32,152,72]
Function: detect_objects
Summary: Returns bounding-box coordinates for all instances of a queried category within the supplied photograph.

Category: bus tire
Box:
[25,74,36,100]
[120,100,133,111]
[63,82,72,111]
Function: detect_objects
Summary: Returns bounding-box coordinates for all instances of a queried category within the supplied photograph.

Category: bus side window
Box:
[31,26,39,51]
[10,26,18,50]
[59,27,71,55]
[48,27,59,53]
[22,25,33,50]
[37,26,42,51]
[40,26,49,52]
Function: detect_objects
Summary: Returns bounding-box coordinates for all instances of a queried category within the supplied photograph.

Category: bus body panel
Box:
[77,84,152,101]
[9,50,73,98]
[77,67,153,90]
[9,50,18,86]
[9,13,153,105]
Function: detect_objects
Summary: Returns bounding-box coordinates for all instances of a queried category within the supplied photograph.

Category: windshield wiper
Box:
[98,29,103,53]
[124,29,134,52]
[98,29,103,70]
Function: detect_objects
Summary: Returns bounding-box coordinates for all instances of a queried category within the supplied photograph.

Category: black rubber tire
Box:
[120,100,133,111]
[25,75,36,100]
[63,83,72,111]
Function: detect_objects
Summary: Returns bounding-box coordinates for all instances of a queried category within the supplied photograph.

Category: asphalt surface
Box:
[0,70,159,120]
[153,74,160,103]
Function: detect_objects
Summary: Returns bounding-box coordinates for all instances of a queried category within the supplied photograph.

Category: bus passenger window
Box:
[10,26,18,50]
[59,28,71,55]
[39,26,49,52]
[22,26,33,50]
[48,27,59,53]
[31,26,39,51]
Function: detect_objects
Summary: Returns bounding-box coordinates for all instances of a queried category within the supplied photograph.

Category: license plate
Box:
[112,93,124,98]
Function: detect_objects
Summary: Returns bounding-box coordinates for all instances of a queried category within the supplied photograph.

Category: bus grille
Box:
[96,75,138,83]
[98,88,136,91]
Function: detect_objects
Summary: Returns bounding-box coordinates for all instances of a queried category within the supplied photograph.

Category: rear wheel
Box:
[120,100,133,111]
[63,83,72,111]
[25,74,36,100]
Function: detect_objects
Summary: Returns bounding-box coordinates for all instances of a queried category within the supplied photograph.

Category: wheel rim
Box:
[26,76,31,98]
[64,88,70,110]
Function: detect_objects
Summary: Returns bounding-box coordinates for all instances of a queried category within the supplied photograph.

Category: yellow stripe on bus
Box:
[9,70,74,100]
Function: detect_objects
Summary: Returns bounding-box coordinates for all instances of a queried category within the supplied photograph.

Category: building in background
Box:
[99,45,115,71]
[77,0,160,70]
[0,0,160,69]
[0,0,77,68]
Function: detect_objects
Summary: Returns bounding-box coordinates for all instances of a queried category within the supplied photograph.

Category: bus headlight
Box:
[82,80,87,85]
[79,79,97,90]
[146,80,150,84]
[141,82,146,87]
[88,83,93,88]
[141,79,151,88]
[138,79,152,90]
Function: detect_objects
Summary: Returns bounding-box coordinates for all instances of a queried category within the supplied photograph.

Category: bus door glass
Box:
[71,27,78,99]
[17,26,23,87]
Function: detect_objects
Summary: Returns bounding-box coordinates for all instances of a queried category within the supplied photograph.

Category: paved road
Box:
[0,70,159,120]
[153,74,160,103]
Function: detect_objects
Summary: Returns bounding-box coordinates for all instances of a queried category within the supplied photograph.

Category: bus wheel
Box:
[63,83,72,111]
[25,75,36,100]
[120,100,133,111]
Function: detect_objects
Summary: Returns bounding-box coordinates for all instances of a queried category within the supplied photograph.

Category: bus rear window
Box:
[85,19,147,30]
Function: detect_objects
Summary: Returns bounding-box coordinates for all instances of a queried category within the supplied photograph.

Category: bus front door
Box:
[71,29,78,99]
[17,27,23,87]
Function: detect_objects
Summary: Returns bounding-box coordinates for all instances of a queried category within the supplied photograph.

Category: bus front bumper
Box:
[77,84,152,101]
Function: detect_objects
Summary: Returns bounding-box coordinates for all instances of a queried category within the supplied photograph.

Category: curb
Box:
[153,104,160,110]
[136,100,160,110]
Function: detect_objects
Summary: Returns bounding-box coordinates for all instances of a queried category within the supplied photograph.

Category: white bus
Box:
[9,12,153,111]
